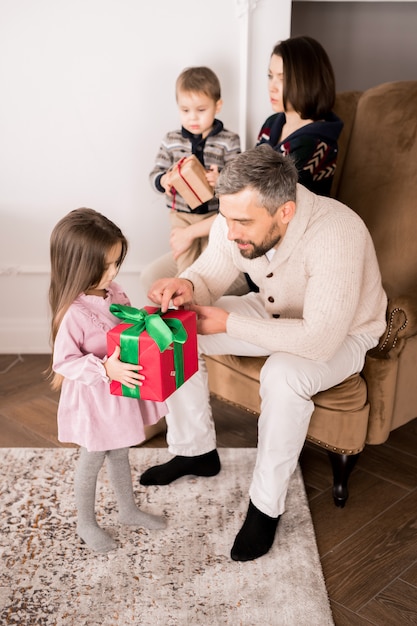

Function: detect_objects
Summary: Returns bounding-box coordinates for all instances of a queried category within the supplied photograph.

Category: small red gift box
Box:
[107,305,198,402]
[170,155,214,209]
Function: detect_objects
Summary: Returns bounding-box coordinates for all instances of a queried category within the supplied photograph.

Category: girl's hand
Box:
[205,165,219,187]
[170,227,194,259]
[104,345,145,389]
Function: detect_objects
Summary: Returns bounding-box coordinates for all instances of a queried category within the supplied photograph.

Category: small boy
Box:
[149,66,241,275]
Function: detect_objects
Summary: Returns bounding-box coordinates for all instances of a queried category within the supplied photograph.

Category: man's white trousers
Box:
[165,294,377,518]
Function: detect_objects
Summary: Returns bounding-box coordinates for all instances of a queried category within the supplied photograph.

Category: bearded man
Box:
[140,144,387,562]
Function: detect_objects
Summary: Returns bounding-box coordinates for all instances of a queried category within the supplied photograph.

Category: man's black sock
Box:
[140,449,221,486]
[231,500,280,562]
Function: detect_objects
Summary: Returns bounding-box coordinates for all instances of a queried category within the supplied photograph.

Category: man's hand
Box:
[191,304,229,334]
[147,277,194,312]
[104,345,144,388]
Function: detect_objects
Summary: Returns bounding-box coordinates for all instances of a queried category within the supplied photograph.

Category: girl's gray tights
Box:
[74,446,166,553]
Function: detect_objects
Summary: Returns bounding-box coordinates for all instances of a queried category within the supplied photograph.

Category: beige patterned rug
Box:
[0,448,333,626]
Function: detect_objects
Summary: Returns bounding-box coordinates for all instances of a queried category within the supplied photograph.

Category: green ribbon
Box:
[109,304,188,398]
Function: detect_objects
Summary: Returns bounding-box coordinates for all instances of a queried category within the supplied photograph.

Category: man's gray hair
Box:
[215,144,298,215]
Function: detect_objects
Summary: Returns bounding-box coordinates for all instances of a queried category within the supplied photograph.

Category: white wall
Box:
[0,0,291,353]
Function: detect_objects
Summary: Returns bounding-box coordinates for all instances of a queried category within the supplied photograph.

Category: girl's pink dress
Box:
[53,282,167,451]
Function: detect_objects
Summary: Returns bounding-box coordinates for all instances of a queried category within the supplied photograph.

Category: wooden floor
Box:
[1,354,417,625]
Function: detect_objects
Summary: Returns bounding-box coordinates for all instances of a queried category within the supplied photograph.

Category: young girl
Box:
[49,207,167,553]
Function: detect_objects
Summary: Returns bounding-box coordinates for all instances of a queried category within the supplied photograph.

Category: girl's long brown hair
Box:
[47,208,128,389]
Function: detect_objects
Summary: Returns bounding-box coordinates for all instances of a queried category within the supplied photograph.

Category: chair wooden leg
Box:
[327,451,360,508]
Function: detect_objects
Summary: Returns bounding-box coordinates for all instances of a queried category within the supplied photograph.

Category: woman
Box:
[257,35,343,197]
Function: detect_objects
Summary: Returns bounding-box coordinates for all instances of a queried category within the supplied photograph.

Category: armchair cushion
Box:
[204,354,369,454]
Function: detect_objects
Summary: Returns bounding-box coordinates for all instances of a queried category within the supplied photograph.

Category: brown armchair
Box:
[204,81,417,506]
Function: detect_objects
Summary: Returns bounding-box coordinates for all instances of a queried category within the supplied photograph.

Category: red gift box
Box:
[107,306,198,401]
[170,155,214,209]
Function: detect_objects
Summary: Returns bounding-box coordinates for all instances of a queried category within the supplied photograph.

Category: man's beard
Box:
[236,226,282,259]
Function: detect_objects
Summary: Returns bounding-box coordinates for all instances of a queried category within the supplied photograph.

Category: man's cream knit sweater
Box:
[181,185,387,362]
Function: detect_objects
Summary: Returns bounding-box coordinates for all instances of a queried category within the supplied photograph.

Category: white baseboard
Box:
[0,318,51,354]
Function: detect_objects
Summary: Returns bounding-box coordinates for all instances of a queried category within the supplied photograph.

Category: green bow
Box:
[109,304,188,398]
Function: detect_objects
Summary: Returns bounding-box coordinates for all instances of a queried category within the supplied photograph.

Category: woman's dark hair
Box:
[273,35,336,120]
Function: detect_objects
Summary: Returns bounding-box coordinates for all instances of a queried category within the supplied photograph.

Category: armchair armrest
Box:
[369,294,417,359]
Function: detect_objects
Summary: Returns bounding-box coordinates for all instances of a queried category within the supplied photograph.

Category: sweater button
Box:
[268,296,274,303]
[266,272,273,278]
